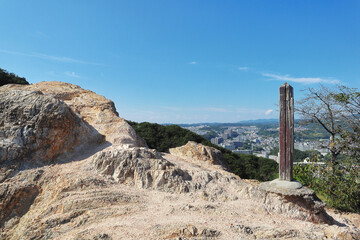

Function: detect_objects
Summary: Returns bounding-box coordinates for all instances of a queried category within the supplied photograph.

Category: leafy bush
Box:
[294,161,360,213]
[293,164,319,188]
[0,68,29,86]
[128,121,278,182]
[270,147,323,162]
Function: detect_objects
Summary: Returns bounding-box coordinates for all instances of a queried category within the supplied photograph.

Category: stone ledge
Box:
[259,179,314,196]
[259,179,334,224]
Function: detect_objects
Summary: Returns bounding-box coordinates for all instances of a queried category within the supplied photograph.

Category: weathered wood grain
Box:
[279,83,294,181]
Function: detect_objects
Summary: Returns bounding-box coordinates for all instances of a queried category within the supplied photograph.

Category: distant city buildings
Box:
[221,133,230,140]
[235,135,247,142]
[211,137,223,145]
[185,124,330,161]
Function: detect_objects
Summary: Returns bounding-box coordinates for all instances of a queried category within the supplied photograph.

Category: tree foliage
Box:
[0,68,29,86]
[201,130,218,141]
[296,85,344,165]
[331,86,360,159]
[296,85,360,213]
[128,121,208,152]
[294,162,360,213]
[270,147,323,162]
[128,121,278,182]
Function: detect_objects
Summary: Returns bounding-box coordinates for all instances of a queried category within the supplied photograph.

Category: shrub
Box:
[294,162,360,213]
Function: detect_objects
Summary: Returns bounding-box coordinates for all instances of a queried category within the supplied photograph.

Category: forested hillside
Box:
[0,68,29,86]
[128,121,278,181]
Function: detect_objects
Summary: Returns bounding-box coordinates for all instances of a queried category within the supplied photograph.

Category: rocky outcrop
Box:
[0,89,104,165]
[92,146,192,193]
[0,82,359,240]
[259,180,332,224]
[92,144,337,226]
[92,146,243,200]
[169,141,227,168]
[240,184,333,224]
[1,82,146,147]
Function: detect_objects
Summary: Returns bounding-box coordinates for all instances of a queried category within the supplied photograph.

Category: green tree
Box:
[270,147,322,162]
[294,161,359,213]
[296,85,360,213]
[201,130,218,141]
[296,85,343,166]
[0,68,29,86]
[331,86,360,159]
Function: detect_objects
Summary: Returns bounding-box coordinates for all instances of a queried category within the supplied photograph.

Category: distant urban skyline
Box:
[1,1,359,123]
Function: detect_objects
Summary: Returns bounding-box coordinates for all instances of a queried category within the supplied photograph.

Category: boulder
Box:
[0,90,103,165]
[0,82,146,147]
[169,141,227,168]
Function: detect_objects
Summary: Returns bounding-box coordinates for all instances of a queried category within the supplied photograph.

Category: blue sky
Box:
[1,0,359,123]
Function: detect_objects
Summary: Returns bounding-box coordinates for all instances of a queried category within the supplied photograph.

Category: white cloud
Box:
[238,67,249,71]
[64,71,81,78]
[189,61,197,65]
[265,109,274,115]
[0,49,101,65]
[262,73,340,84]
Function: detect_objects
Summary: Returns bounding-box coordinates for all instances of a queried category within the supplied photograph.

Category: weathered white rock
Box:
[0,90,103,165]
[241,182,333,224]
[260,179,303,192]
[92,146,192,193]
[0,82,359,240]
[0,82,146,147]
[169,141,227,168]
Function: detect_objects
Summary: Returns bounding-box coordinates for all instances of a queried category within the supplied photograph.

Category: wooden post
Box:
[279,83,294,181]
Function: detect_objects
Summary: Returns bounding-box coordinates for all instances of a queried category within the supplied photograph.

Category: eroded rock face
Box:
[93,147,250,203]
[92,146,192,193]
[0,169,43,229]
[0,90,103,165]
[0,82,146,147]
[169,141,227,168]
[240,184,334,225]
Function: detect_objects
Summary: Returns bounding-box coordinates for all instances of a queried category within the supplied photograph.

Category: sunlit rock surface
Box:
[0,89,103,166]
[0,82,359,240]
[169,141,227,168]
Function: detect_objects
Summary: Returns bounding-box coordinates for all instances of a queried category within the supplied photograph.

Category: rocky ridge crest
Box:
[0,82,359,239]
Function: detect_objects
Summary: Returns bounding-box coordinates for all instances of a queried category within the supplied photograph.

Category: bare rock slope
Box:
[0,82,359,240]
